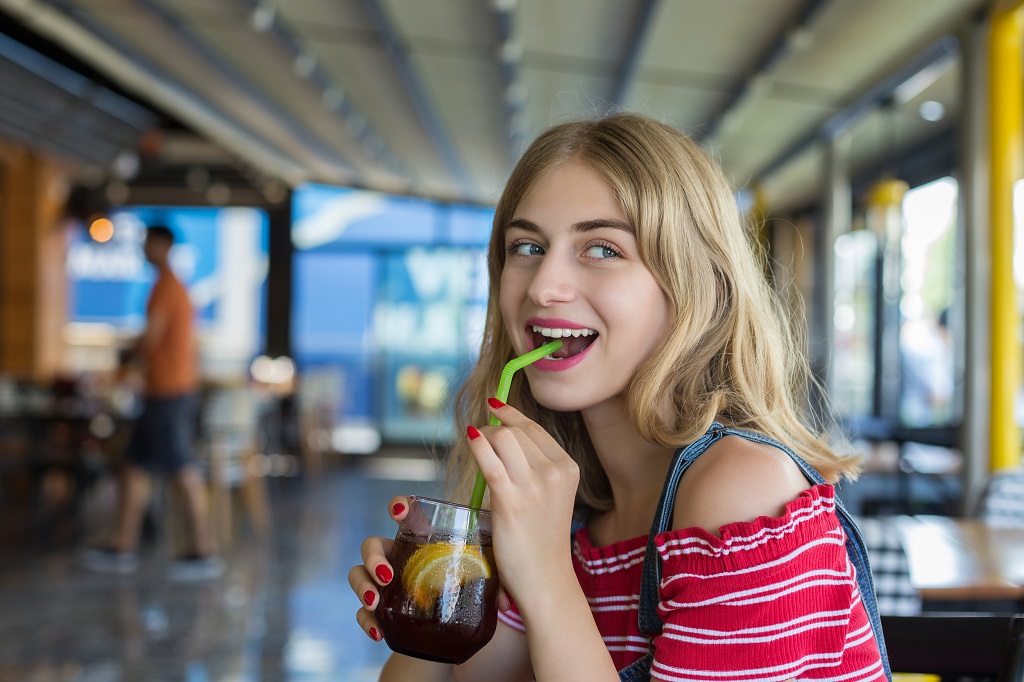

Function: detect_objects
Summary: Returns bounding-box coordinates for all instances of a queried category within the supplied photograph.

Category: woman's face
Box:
[499,161,673,413]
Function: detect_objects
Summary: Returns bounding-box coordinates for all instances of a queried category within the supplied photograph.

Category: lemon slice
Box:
[401,542,492,611]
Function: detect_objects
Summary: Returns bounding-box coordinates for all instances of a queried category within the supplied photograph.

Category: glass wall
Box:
[291,184,492,445]
[832,228,878,418]
[831,177,958,430]
[899,177,957,428]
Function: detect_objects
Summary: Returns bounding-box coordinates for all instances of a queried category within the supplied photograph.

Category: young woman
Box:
[349,114,889,681]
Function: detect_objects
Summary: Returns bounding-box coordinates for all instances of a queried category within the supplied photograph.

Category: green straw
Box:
[468,339,564,509]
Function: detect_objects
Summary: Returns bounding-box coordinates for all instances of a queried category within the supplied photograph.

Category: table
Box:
[893,515,1024,602]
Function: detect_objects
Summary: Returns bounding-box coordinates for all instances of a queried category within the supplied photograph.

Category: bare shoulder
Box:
[671,434,812,537]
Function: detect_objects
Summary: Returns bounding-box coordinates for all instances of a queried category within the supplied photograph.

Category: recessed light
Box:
[919,100,945,122]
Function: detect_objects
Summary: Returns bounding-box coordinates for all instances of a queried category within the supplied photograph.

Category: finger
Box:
[347,565,381,612]
[387,496,411,521]
[486,398,564,461]
[360,536,395,586]
[479,421,552,475]
[472,424,532,483]
[466,425,514,489]
[356,606,384,642]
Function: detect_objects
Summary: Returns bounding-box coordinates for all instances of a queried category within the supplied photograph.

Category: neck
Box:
[580,396,673,521]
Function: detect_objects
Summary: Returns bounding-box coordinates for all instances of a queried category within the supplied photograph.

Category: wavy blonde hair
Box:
[445,113,860,512]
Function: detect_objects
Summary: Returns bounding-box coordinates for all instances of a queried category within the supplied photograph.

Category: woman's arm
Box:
[379,654,454,682]
[514,567,619,681]
[468,401,620,681]
[452,623,535,681]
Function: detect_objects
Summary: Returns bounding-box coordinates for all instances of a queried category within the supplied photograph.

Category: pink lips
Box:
[524,317,596,372]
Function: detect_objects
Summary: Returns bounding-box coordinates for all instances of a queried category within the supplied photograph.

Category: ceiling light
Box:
[251,2,275,32]
[112,150,140,180]
[919,100,945,122]
[499,40,523,66]
[294,51,317,79]
[892,51,957,104]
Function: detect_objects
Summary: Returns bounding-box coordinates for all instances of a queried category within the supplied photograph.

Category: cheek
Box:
[609,281,672,350]
[498,273,520,330]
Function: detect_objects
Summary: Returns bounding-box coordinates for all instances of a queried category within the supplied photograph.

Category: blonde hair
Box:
[445,113,860,512]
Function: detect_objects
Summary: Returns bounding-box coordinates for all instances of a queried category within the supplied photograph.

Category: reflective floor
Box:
[0,454,443,681]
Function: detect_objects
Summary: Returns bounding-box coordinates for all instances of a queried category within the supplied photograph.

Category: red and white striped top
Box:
[497,484,884,681]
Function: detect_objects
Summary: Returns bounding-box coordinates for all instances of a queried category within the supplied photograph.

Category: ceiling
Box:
[0,0,992,212]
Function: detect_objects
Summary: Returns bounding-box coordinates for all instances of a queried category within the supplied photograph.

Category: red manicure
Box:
[369,627,382,641]
[391,502,405,516]
[375,564,393,584]
[467,425,481,440]
[487,397,505,409]
[363,590,375,606]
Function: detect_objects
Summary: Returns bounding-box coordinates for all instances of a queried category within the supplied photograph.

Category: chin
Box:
[527,383,598,414]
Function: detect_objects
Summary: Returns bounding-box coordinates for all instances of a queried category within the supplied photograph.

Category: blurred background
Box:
[0,0,1023,679]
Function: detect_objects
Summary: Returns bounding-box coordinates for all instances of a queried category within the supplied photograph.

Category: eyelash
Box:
[588,240,622,259]
[505,239,623,260]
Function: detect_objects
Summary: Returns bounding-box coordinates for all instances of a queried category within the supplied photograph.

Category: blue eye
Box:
[586,244,620,259]
[508,241,543,256]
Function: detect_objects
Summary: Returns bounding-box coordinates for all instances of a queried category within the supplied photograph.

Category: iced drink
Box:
[376,497,498,664]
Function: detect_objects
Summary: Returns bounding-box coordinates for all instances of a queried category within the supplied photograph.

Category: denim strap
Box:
[627,423,892,681]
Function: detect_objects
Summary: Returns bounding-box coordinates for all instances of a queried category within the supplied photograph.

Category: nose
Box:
[527,252,577,306]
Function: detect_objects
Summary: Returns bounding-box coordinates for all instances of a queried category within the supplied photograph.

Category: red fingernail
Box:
[467,425,481,440]
[363,590,375,606]
[391,502,405,516]
[487,397,505,409]
[375,564,393,584]
[369,627,382,641]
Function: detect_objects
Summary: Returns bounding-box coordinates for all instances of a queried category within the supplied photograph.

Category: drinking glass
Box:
[375,497,498,664]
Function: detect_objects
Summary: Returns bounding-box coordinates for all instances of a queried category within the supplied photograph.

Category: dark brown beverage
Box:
[376,531,499,664]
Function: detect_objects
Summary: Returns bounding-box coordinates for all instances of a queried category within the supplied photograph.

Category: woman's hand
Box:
[467,398,581,609]
[347,496,410,643]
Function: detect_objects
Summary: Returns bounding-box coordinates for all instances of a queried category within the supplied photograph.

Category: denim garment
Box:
[611,422,891,682]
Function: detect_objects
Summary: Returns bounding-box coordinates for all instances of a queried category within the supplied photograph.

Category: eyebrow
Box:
[506,217,635,236]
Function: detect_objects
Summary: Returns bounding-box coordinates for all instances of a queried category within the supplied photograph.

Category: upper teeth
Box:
[532,325,596,338]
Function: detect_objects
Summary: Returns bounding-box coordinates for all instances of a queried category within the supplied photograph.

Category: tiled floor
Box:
[0,454,444,681]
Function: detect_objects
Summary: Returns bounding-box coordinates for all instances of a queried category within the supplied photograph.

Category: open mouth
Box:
[529,325,598,359]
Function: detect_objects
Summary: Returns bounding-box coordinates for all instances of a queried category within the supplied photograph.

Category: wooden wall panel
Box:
[0,147,69,381]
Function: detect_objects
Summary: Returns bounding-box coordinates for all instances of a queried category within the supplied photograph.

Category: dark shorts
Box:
[124,393,198,474]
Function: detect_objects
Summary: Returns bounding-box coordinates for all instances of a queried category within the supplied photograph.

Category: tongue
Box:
[532,331,596,358]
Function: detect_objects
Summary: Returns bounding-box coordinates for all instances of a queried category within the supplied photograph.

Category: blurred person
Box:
[900,309,954,427]
[82,225,223,580]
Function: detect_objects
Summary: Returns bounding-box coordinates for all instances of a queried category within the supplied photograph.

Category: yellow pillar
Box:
[989,2,1024,472]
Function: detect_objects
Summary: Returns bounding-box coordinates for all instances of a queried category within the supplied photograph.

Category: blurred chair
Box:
[199,387,271,546]
[979,466,1024,529]
[855,516,922,616]
[882,613,1024,681]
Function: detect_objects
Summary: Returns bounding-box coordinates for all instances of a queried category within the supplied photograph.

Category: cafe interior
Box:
[1,0,1024,679]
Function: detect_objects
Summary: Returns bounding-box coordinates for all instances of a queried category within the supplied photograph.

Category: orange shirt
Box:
[144,270,197,396]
